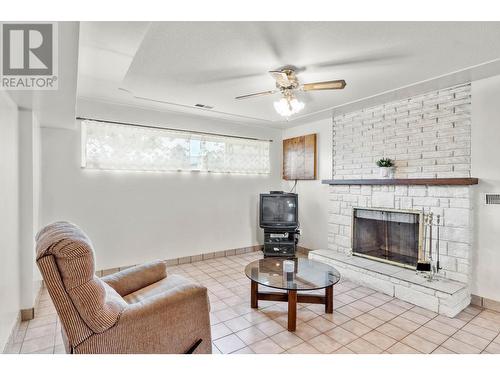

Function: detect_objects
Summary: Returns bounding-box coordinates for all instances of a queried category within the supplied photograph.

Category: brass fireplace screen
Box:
[352,208,423,269]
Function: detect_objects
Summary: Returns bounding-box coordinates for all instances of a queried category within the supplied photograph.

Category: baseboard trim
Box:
[297,246,312,256]
[471,294,500,313]
[96,244,263,277]
[20,308,35,321]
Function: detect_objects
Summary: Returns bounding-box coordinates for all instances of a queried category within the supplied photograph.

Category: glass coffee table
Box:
[244,258,341,331]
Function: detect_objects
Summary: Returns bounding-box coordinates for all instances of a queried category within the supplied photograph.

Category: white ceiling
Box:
[77,22,500,128]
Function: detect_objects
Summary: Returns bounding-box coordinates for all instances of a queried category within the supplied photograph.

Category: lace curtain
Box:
[81,120,270,174]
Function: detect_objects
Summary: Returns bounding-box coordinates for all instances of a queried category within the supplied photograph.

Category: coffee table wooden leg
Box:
[251,280,258,308]
[325,285,333,313]
[288,290,297,331]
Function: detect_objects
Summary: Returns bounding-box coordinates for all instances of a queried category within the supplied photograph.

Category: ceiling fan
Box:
[235,68,346,117]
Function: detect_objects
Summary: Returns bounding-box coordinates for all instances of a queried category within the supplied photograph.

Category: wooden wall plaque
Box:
[283,133,317,180]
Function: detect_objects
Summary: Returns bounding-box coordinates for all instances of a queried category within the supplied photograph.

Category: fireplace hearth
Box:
[352,208,423,269]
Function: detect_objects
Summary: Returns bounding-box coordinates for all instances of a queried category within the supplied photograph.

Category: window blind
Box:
[81,120,271,174]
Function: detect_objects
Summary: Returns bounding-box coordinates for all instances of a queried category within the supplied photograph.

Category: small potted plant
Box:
[376,158,395,179]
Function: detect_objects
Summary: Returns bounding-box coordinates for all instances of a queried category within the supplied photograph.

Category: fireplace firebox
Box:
[352,208,423,269]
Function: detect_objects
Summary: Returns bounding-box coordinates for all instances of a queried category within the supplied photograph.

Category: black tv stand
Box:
[263,229,299,257]
[259,191,299,257]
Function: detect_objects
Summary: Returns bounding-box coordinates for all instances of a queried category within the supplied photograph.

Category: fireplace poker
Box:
[417,212,431,272]
[423,213,428,260]
[428,212,433,263]
[428,212,435,280]
[436,214,441,272]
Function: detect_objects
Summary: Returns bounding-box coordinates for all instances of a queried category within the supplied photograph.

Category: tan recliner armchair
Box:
[35,221,211,354]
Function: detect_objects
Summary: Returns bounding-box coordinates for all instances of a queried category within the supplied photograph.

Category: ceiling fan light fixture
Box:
[235,67,344,117]
[273,97,305,117]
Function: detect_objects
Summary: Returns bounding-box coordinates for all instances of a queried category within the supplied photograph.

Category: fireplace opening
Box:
[352,208,423,269]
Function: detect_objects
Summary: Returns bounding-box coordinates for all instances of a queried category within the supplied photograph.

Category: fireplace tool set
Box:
[417,212,442,281]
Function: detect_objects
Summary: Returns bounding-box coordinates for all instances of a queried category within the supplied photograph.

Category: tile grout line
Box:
[479,328,500,354]
[19,252,500,355]
[333,290,480,354]
[321,287,432,353]
[214,282,359,353]
[213,279,469,354]
[336,293,425,353]
[277,287,410,353]
[444,307,497,354]
[427,310,482,354]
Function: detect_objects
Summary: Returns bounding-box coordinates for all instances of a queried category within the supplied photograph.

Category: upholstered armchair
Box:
[35,221,211,354]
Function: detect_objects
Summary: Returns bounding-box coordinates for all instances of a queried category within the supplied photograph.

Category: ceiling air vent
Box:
[194,104,214,109]
[485,194,500,205]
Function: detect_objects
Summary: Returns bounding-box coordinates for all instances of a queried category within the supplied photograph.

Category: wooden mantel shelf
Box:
[321,178,479,186]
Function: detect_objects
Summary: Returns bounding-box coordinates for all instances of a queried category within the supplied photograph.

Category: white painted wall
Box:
[282,118,332,250]
[40,99,282,270]
[18,109,42,309]
[471,74,500,301]
[0,91,20,350]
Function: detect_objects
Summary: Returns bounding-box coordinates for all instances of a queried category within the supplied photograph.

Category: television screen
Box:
[260,194,298,228]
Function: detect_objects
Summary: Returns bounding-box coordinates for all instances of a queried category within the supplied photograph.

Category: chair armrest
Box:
[124,282,208,319]
[74,280,212,354]
[101,260,167,296]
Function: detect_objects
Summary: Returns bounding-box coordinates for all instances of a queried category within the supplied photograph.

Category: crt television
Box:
[259,192,298,229]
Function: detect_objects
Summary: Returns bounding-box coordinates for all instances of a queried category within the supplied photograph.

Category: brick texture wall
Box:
[332,84,471,179]
[328,185,472,284]
[328,84,473,285]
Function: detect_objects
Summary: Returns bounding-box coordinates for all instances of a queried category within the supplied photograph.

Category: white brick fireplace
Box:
[331,84,471,180]
[310,84,476,317]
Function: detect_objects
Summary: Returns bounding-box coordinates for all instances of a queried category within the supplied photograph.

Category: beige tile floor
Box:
[4,251,500,354]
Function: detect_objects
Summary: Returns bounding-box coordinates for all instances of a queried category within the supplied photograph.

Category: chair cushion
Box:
[123,274,194,304]
[36,221,126,333]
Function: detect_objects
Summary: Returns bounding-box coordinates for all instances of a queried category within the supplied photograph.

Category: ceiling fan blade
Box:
[305,51,408,72]
[269,71,292,87]
[258,22,295,62]
[198,71,264,84]
[235,90,277,100]
[302,80,346,91]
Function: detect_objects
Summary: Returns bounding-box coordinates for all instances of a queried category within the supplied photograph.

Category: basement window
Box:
[81,120,271,174]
